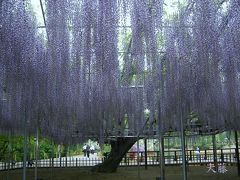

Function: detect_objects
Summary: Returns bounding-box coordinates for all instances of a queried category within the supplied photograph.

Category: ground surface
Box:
[0,165,239,180]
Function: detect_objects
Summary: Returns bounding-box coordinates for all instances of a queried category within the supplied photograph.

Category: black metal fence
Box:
[0,148,238,170]
[121,148,238,166]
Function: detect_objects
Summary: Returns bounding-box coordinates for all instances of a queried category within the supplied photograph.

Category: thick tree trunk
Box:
[91,137,137,173]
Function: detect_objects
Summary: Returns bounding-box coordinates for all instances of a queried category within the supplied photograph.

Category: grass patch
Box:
[0,165,239,180]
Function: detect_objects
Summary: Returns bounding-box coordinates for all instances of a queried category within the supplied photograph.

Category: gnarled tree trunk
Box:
[91,137,137,173]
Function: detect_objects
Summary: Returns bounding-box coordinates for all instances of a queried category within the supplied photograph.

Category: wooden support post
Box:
[235,131,240,176]
[144,138,148,170]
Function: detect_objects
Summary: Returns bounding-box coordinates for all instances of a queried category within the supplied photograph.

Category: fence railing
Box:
[0,148,238,171]
[122,148,238,166]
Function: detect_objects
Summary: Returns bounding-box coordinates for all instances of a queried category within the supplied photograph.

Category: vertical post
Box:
[174,151,177,161]
[204,150,207,160]
[220,149,224,163]
[189,150,192,161]
[34,128,39,180]
[67,146,69,167]
[51,139,54,180]
[212,134,218,172]
[137,138,140,180]
[180,111,187,180]
[124,154,127,164]
[168,136,170,163]
[158,100,165,179]
[7,131,11,180]
[160,132,165,180]
[144,138,148,170]
[65,148,67,168]
[11,134,14,169]
[23,121,27,180]
[235,131,240,176]
[60,157,61,167]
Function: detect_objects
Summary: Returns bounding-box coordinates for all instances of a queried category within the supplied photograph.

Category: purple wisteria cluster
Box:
[0,0,239,144]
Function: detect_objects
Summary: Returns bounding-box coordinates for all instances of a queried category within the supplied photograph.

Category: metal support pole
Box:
[168,137,170,163]
[144,138,148,170]
[137,138,140,179]
[23,122,27,180]
[7,131,11,180]
[34,128,39,180]
[212,134,218,172]
[65,147,67,168]
[235,131,240,176]
[180,112,187,180]
[158,99,165,179]
[51,139,54,180]
[160,132,165,180]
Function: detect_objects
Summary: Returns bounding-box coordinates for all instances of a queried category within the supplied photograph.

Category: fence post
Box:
[199,150,202,165]
[230,151,232,164]
[204,150,207,160]
[22,121,27,180]
[159,134,165,180]
[221,149,224,163]
[212,134,218,172]
[124,154,127,164]
[174,151,177,161]
[34,128,39,180]
[144,138,148,170]
[235,131,240,176]
[65,156,67,167]
[189,150,192,161]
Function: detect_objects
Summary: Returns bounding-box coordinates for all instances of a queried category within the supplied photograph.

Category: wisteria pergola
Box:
[0,0,240,179]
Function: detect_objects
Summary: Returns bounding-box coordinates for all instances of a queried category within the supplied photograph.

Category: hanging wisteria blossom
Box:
[0,0,240,144]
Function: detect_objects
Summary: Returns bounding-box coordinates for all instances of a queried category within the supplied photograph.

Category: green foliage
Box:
[0,135,59,161]
[39,138,53,159]
[69,144,84,156]
[162,131,235,150]
[101,143,111,155]
[0,131,235,162]
[0,135,9,161]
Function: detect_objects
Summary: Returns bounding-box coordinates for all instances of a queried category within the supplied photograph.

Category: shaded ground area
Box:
[0,166,238,180]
